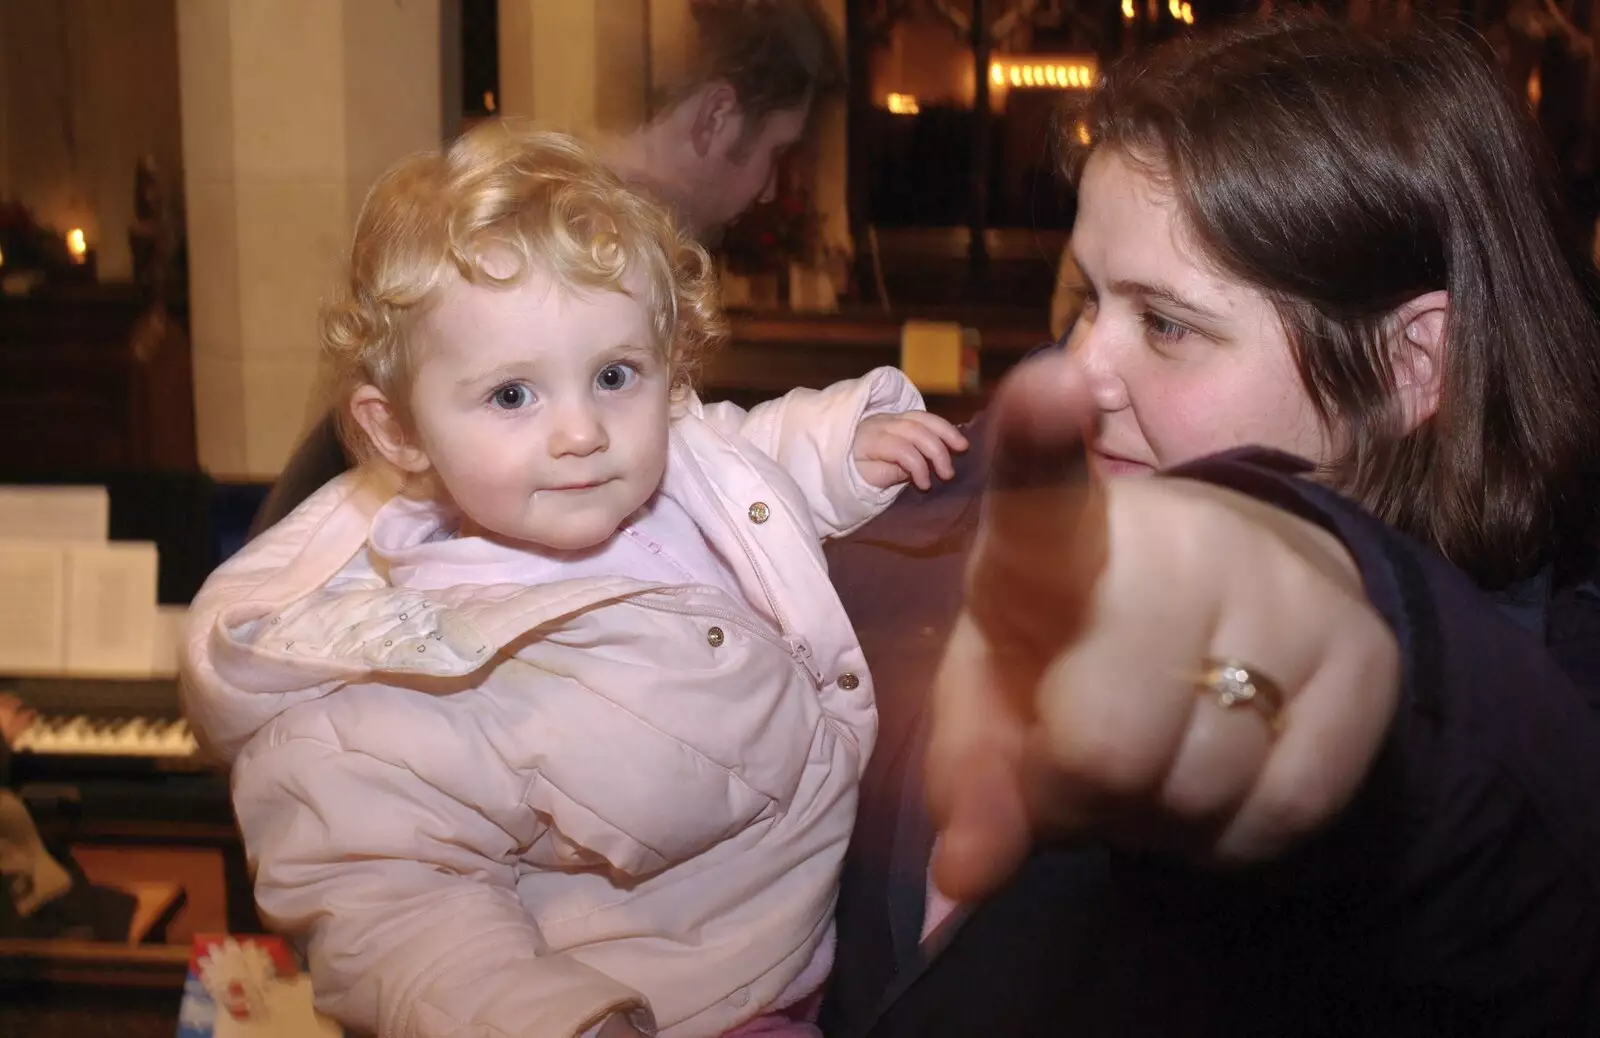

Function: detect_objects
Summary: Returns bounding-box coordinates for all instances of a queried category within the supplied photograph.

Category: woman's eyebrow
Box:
[1110,278,1225,321]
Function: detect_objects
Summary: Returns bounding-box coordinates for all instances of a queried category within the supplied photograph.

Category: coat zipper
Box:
[674,431,797,636]
[662,429,856,747]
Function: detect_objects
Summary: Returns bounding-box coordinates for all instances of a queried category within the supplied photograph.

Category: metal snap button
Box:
[707,626,725,647]
[747,501,770,524]
[837,672,860,691]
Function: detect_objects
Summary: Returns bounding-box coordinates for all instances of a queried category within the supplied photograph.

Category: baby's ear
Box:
[667,375,697,420]
[350,385,430,473]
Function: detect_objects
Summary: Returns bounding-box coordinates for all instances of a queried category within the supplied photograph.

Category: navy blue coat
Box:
[819,424,1600,1037]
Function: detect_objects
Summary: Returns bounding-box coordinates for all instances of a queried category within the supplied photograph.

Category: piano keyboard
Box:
[13,714,197,758]
[2,675,202,767]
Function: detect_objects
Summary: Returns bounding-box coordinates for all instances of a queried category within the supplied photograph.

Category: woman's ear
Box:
[350,385,430,474]
[1387,290,1448,434]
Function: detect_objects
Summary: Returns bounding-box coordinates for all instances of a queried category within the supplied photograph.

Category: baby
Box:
[181,123,965,1038]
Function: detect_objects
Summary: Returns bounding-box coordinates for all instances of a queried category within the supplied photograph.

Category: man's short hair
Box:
[651,0,843,127]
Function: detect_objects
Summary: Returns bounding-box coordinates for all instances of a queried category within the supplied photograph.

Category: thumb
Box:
[967,354,1108,676]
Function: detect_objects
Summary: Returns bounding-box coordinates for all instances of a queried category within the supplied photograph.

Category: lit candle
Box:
[67,228,88,263]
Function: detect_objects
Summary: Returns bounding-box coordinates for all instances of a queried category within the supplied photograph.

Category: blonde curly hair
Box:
[322,121,726,463]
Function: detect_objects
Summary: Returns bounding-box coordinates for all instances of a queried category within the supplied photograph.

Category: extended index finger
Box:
[967,355,1108,670]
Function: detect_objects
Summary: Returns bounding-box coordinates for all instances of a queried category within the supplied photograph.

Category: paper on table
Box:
[0,485,109,543]
[0,541,68,673]
[63,541,159,677]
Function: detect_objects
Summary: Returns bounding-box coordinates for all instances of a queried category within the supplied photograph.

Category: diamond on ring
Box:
[1193,658,1285,734]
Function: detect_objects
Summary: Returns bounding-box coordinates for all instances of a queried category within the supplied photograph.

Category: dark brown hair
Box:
[1066,15,1600,587]
[652,0,843,129]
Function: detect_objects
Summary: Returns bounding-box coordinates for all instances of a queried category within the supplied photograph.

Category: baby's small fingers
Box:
[915,409,972,447]
[903,411,970,450]
[894,421,960,474]
[890,438,934,490]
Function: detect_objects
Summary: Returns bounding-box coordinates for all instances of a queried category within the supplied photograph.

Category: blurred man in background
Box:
[596,0,838,240]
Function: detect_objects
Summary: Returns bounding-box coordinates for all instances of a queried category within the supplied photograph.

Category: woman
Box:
[821,15,1600,1037]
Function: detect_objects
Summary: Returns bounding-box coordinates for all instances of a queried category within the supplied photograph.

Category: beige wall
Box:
[179,0,444,479]
[0,1,9,201]
[1,0,184,280]
[498,0,648,132]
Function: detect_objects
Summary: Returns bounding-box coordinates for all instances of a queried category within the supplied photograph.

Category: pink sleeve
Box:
[697,367,925,538]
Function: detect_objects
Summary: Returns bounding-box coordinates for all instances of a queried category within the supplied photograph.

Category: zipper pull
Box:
[784,635,826,686]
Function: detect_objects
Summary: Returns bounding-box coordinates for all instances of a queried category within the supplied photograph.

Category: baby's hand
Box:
[853,411,970,490]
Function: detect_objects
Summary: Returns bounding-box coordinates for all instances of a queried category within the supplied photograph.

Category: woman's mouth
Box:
[1088,449,1155,477]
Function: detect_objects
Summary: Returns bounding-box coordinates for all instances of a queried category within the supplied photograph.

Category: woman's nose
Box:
[1070,324,1131,413]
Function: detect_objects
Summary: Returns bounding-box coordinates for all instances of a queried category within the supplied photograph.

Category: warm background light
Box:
[886,92,921,115]
[66,228,88,262]
[989,58,1097,91]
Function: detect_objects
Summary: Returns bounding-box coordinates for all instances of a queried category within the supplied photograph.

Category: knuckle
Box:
[1051,721,1158,798]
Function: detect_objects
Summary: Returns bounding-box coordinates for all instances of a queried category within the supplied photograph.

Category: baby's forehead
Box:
[416,263,661,357]
[450,247,656,303]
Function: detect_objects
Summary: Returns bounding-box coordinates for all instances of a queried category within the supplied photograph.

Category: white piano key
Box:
[14,713,197,758]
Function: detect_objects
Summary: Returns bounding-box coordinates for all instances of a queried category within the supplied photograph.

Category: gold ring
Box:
[1191,658,1285,735]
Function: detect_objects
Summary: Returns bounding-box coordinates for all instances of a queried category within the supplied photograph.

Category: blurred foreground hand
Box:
[926,354,1401,901]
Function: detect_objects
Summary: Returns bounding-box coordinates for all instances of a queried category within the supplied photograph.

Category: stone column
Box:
[812,0,851,258]
[177,0,444,479]
[497,0,648,132]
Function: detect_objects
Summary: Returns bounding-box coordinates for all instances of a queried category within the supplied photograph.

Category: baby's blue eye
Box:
[596,363,637,391]
[491,383,531,410]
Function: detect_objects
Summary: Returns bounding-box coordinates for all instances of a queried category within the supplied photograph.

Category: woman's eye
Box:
[596,363,637,392]
[490,383,532,410]
[1139,310,1190,346]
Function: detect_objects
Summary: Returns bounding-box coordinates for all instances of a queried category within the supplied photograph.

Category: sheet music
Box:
[63,541,159,677]
[0,485,109,542]
[152,604,189,678]
[0,541,68,673]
